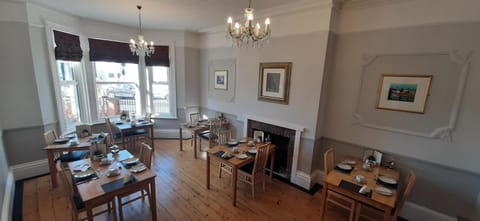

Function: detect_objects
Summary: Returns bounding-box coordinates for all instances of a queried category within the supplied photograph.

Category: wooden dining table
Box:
[43,134,106,188]
[320,159,400,221]
[116,121,155,151]
[206,141,276,206]
[68,150,157,221]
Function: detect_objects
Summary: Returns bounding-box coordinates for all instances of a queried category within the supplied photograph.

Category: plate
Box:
[106,170,120,177]
[53,138,69,144]
[73,163,90,172]
[130,163,147,173]
[378,176,397,185]
[235,154,248,160]
[342,160,356,165]
[123,157,140,165]
[73,169,95,178]
[336,163,352,170]
[239,138,248,143]
[374,186,393,196]
[247,149,257,154]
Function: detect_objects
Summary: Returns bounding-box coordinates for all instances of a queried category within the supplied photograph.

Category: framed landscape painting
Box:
[214,70,228,90]
[258,62,292,104]
[376,74,432,114]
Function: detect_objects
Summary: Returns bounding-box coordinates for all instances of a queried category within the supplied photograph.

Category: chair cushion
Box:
[72,194,85,210]
[239,162,254,174]
[56,151,89,162]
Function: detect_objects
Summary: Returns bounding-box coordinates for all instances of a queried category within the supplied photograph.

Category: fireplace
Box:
[247,119,296,179]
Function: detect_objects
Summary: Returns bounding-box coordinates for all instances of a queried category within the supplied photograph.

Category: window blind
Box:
[53,30,83,61]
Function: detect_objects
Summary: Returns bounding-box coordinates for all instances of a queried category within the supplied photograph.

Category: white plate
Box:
[123,157,140,165]
[378,176,397,185]
[247,149,257,154]
[235,154,248,160]
[342,160,356,165]
[73,169,95,178]
[239,138,248,143]
[336,163,352,170]
[227,140,239,145]
[130,163,147,173]
[374,186,393,196]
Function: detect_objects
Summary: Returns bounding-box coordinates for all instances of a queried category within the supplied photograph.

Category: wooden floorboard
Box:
[21,139,351,221]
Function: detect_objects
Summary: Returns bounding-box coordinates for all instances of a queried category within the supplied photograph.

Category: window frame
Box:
[147,65,177,118]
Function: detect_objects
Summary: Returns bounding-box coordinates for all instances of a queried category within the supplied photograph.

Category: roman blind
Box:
[53,30,83,61]
[88,38,138,64]
[145,45,170,67]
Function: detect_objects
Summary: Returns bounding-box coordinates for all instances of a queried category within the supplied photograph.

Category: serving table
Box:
[206,141,275,206]
[68,150,157,221]
[320,159,400,221]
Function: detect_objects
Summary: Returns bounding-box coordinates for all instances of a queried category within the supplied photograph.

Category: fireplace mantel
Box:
[241,115,308,189]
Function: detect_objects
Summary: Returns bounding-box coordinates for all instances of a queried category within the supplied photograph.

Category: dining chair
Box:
[206,120,234,178]
[354,170,416,221]
[57,161,117,221]
[117,143,154,221]
[105,117,146,152]
[43,129,88,164]
[323,148,357,221]
[237,143,270,199]
[188,112,207,147]
[144,112,152,122]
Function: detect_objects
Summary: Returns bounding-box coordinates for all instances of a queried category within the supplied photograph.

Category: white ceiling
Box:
[28,0,299,31]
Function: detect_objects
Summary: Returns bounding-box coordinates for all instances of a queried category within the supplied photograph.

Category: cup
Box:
[355,175,366,184]
[108,167,119,176]
[247,140,254,146]
[232,147,240,153]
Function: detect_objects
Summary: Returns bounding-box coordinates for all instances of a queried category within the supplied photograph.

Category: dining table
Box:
[115,120,155,151]
[320,158,400,221]
[43,134,106,188]
[179,120,229,159]
[206,140,276,206]
[68,150,157,221]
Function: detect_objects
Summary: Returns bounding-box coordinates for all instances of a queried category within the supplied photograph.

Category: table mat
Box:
[73,172,98,184]
[214,151,233,160]
[338,180,372,198]
[101,176,137,193]
[376,179,398,189]
[335,166,353,174]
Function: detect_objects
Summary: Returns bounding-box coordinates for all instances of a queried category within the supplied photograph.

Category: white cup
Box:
[355,175,365,184]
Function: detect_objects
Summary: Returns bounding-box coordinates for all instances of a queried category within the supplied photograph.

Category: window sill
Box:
[152,114,178,120]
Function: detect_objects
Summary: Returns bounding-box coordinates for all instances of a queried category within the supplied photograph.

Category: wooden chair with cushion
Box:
[105,117,147,152]
[323,148,357,221]
[56,160,117,221]
[354,170,416,221]
[189,112,210,147]
[43,129,88,164]
[237,143,270,199]
[117,143,154,221]
[206,120,233,178]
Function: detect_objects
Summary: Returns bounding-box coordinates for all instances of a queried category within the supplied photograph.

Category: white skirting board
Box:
[311,169,457,221]
[11,159,49,181]
[1,170,14,221]
[154,129,191,139]
[291,171,312,190]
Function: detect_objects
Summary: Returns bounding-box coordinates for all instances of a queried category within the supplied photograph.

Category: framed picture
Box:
[253,130,264,143]
[214,70,228,90]
[258,62,292,104]
[376,74,432,114]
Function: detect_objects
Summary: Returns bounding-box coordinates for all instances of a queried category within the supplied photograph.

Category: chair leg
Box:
[218,165,222,178]
[251,179,255,199]
[112,199,117,221]
[354,203,361,221]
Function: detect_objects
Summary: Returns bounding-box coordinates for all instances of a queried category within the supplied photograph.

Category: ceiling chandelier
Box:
[226,0,271,48]
[129,5,154,57]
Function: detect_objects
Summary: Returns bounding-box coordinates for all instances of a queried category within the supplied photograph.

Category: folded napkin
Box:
[73,172,98,184]
[101,176,137,193]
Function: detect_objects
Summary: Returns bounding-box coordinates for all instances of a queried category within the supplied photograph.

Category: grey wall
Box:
[322,22,480,219]
[199,31,330,173]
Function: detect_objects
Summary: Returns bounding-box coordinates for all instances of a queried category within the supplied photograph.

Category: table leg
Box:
[383,207,392,221]
[270,149,275,180]
[193,132,198,159]
[121,133,126,150]
[150,125,154,151]
[150,179,157,221]
[179,127,183,151]
[232,167,238,207]
[319,183,328,221]
[47,150,57,188]
[86,202,94,221]
[206,155,210,189]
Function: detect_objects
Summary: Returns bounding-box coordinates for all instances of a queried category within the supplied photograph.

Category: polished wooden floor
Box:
[22,139,350,221]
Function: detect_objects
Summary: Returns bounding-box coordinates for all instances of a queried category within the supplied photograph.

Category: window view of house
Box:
[56,60,82,131]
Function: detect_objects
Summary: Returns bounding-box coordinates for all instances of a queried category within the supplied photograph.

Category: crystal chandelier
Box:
[226,0,271,48]
[129,5,154,57]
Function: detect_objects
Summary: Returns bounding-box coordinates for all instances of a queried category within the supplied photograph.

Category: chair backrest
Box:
[393,170,416,218]
[209,119,231,147]
[190,112,200,124]
[252,143,270,176]
[145,112,152,122]
[324,148,334,175]
[43,129,57,145]
[139,143,154,169]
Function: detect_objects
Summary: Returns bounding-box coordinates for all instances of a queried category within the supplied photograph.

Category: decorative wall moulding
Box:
[353,50,471,141]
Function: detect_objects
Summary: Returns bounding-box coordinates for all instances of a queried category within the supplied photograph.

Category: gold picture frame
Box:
[376,74,433,114]
[258,62,292,104]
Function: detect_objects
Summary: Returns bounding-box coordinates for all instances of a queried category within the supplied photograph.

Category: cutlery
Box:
[77,176,98,185]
